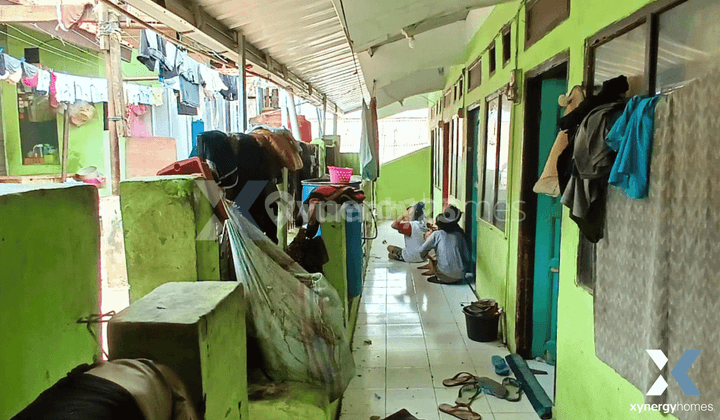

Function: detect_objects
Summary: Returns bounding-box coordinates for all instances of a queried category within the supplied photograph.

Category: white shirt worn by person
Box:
[419,230,470,280]
[401,220,429,263]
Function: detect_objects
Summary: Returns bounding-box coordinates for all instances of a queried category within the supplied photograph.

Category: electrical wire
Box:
[0,29,98,70]
[7,25,99,65]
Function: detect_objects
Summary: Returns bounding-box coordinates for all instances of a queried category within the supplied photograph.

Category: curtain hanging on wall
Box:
[594,62,720,417]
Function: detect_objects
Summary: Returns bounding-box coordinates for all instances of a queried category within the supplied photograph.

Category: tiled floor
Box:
[341,223,541,420]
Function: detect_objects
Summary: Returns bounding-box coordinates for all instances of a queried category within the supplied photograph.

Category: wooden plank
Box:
[0,6,57,23]
[125,137,177,178]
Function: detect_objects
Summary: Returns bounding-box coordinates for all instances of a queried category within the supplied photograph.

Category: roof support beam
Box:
[114,0,342,114]
[0,6,57,22]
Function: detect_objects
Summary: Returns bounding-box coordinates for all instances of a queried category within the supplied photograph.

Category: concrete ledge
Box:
[249,382,339,420]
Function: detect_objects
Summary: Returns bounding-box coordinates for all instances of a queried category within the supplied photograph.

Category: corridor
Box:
[340,222,543,420]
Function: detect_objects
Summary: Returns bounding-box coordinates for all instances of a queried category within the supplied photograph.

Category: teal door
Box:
[531,78,566,362]
[465,107,481,274]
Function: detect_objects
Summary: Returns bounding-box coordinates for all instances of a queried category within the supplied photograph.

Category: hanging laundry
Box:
[4,54,23,85]
[74,76,93,103]
[176,92,197,116]
[124,83,154,106]
[561,101,625,243]
[137,29,166,72]
[49,71,58,107]
[126,104,151,137]
[159,41,179,80]
[179,76,200,108]
[359,99,379,181]
[0,52,6,79]
[54,72,76,103]
[88,78,108,103]
[219,74,238,101]
[36,70,51,94]
[21,64,40,88]
[605,95,661,199]
[177,50,200,84]
[556,76,629,195]
[56,1,93,31]
[534,85,586,196]
[151,87,164,107]
[21,62,38,78]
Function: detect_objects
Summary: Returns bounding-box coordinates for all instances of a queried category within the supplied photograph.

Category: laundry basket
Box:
[328,166,353,183]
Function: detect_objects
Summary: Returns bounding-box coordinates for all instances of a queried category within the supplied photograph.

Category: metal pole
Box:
[237,32,247,132]
[321,96,327,138]
[286,91,301,141]
[332,103,338,135]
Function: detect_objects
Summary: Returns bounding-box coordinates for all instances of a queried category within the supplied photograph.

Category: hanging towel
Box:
[605,95,661,199]
[89,78,108,103]
[54,72,76,103]
[359,99,379,181]
[4,54,23,84]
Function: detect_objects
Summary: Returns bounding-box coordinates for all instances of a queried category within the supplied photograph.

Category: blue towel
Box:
[605,95,661,199]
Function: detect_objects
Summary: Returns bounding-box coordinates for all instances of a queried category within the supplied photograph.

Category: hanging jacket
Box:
[561,101,624,242]
[606,95,661,199]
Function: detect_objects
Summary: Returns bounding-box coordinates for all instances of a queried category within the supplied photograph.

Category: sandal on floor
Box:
[477,377,509,399]
[442,372,479,387]
[492,355,510,376]
[502,377,523,402]
[427,275,445,284]
[438,403,482,420]
[455,383,482,406]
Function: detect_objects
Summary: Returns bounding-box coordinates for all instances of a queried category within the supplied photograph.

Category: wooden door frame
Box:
[442,122,450,206]
[515,51,569,358]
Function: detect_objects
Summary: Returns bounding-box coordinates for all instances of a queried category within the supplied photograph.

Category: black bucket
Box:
[463,306,500,342]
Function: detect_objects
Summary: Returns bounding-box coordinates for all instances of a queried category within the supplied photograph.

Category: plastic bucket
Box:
[463,306,500,342]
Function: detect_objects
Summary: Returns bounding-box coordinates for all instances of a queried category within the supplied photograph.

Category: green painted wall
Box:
[249,382,338,420]
[321,220,348,323]
[435,1,677,419]
[119,176,220,301]
[376,147,431,220]
[0,184,100,419]
[0,27,158,196]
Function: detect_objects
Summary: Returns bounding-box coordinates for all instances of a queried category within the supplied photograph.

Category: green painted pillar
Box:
[321,220,348,323]
[119,176,220,301]
[0,184,100,419]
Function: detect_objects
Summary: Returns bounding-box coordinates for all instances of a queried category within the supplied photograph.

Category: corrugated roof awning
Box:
[111,0,366,113]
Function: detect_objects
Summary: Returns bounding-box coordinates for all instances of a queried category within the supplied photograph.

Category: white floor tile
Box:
[386,367,433,389]
[354,349,387,368]
[357,312,388,325]
[492,413,542,420]
[427,349,474,369]
[354,323,387,337]
[387,312,422,324]
[387,336,426,351]
[486,394,537,414]
[429,364,477,388]
[386,388,438,415]
[352,336,386,352]
[387,303,420,314]
[359,303,387,314]
[387,323,424,337]
[347,367,386,390]
[386,349,430,368]
[341,388,385,415]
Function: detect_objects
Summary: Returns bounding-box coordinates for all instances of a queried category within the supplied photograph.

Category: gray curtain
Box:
[594,63,720,417]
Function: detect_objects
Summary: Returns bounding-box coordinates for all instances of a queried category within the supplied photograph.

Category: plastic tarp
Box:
[225,203,355,401]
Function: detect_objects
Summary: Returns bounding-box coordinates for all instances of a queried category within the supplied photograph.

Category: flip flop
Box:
[502,377,523,402]
[455,383,482,406]
[438,403,482,420]
[492,355,510,376]
[476,377,509,399]
[442,372,479,387]
[427,275,445,284]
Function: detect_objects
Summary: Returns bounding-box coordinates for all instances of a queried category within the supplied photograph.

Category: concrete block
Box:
[119,176,220,301]
[108,282,247,420]
[248,383,339,420]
